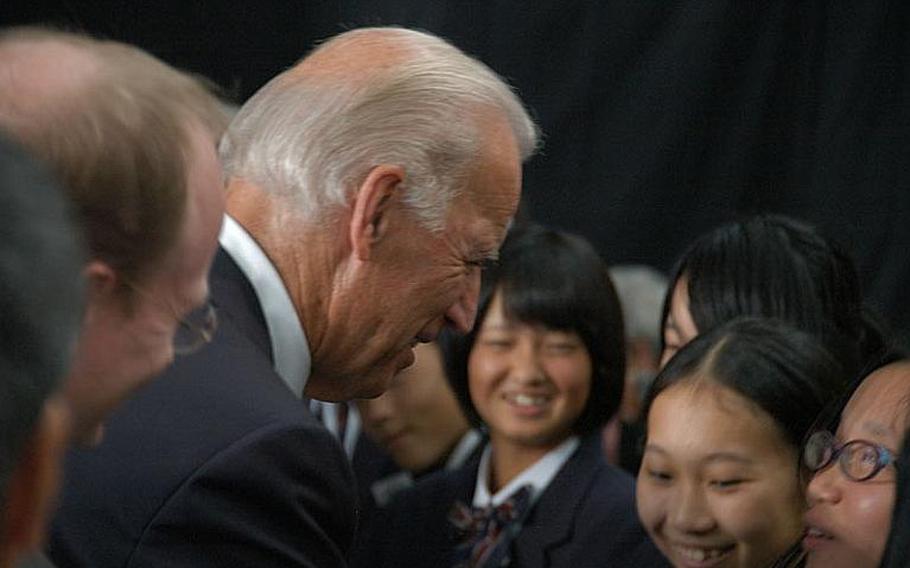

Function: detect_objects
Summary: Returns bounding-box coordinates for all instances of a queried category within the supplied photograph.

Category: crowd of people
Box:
[0,23,907,568]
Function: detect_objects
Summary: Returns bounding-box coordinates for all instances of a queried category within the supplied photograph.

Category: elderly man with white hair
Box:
[50,27,537,568]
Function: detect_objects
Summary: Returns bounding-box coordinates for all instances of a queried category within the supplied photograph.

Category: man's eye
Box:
[466,258,497,271]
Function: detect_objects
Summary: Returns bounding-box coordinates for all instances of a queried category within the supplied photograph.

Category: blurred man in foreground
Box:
[0,137,84,567]
[0,27,228,445]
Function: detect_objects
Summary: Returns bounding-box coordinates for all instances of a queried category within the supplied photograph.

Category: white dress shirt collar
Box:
[472,436,580,508]
[219,214,311,398]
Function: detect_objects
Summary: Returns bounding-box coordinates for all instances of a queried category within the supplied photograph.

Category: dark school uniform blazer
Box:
[365,433,670,568]
[48,248,357,568]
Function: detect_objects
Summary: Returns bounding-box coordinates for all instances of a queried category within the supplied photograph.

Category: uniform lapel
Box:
[513,435,603,567]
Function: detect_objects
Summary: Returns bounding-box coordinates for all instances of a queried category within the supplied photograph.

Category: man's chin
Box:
[353,372,397,400]
[306,349,413,400]
[349,349,413,399]
[305,369,392,401]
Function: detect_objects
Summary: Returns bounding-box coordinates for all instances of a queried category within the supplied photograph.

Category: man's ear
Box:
[80,261,120,321]
[0,397,69,566]
[83,261,118,299]
[349,165,405,261]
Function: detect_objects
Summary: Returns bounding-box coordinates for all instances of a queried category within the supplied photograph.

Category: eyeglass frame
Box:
[803,429,897,482]
[170,300,218,355]
[120,278,218,356]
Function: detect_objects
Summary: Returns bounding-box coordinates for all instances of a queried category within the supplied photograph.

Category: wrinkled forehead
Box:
[453,187,520,263]
[463,117,522,232]
[842,361,910,439]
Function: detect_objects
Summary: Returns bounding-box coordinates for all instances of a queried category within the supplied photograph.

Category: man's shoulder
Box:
[50,339,344,568]
[93,330,322,483]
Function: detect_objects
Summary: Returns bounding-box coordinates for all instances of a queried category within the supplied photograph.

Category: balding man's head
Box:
[0,31,99,128]
[0,27,227,286]
[0,28,229,443]
[221,26,539,232]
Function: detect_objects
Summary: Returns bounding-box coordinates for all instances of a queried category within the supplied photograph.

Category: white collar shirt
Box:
[218,214,311,398]
[472,436,580,508]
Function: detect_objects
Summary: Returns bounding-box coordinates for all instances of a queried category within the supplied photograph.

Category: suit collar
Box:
[210,247,272,360]
[218,215,310,397]
[514,434,605,563]
[473,437,580,508]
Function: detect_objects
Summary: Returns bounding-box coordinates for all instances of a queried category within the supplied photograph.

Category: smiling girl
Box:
[637,318,848,568]
[803,357,910,567]
[366,224,665,567]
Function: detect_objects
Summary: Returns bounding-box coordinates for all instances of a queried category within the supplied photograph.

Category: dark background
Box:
[4,1,908,347]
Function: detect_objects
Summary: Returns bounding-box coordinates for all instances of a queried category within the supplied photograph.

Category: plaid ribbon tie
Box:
[448,484,533,568]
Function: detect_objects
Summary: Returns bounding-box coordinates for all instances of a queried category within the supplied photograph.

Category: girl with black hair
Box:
[660,214,885,375]
[803,357,910,568]
[638,318,849,568]
[880,421,910,568]
[366,224,666,567]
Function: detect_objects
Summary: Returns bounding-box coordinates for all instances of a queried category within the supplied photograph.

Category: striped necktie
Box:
[448,484,533,568]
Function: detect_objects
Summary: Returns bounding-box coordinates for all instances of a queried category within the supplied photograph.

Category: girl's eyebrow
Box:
[643,445,755,466]
[701,452,755,466]
[643,444,668,455]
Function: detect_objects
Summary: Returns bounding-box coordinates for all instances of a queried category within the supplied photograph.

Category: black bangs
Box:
[661,214,887,379]
[449,223,627,436]
[497,244,606,335]
[645,317,850,453]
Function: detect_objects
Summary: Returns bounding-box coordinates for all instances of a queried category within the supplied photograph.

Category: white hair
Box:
[220,27,539,231]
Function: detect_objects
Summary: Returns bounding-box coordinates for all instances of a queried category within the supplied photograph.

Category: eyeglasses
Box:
[172,300,218,355]
[803,430,896,482]
[122,279,218,356]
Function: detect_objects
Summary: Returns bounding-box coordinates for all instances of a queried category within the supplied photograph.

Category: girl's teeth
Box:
[513,394,544,406]
[677,546,728,562]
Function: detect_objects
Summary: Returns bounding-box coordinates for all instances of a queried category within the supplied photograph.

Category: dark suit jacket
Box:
[366,434,668,568]
[48,249,357,568]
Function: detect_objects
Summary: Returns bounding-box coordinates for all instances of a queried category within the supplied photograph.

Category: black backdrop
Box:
[4,1,908,347]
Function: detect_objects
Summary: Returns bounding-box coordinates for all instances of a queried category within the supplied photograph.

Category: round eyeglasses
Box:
[123,278,218,356]
[803,430,896,482]
[172,300,218,355]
